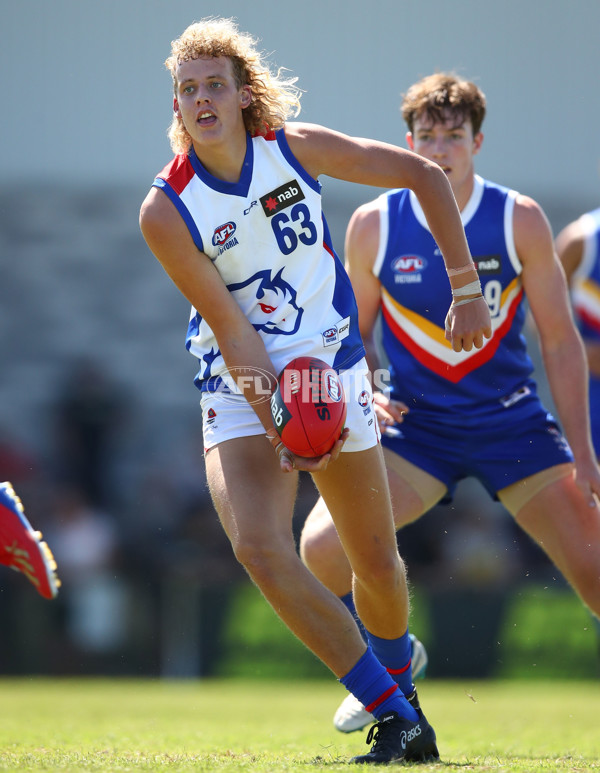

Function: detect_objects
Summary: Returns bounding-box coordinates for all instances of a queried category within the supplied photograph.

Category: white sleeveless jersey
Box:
[153,128,364,393]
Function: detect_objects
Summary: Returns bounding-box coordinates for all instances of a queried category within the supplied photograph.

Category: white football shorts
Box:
[201,357,380,454]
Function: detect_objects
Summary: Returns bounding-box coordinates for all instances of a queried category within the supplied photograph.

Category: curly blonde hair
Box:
[401,73,486,135]
[165,17,302,154]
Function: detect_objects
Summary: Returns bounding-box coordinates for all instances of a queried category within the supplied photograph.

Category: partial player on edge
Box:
[0,481,60,600]
[555,208,600,459]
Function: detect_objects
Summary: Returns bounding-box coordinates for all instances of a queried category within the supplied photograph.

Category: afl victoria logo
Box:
[392,255,427,273]
[212,222,236,246]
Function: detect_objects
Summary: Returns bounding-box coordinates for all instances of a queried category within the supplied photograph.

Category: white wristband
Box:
[452,279,482,298]
[452,295,483,308]
[446,263,476,277]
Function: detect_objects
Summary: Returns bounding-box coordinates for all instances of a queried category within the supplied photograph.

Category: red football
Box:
[270,356,347,457]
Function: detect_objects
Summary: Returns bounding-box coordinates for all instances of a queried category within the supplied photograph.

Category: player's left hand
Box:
[373,391,409,427]
[445,296,492,352]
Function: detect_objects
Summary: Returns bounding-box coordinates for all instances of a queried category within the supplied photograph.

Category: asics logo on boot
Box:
[400,723,422,749]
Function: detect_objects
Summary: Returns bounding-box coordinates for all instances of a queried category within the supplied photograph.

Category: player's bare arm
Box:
[555,219,586,282]
[556,220,600,378]
[140,187,277,424]
[344,203,383,367]
[515,194,600,503]
[345,202,409,426]
[140,187,344,473]
[285,122,491,352]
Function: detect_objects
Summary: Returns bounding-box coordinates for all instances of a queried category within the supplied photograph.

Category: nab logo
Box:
[474,255,502,274]
[212,222,236,246]
[358,390,370,408]
[391,255,427,273]
[260,179,305,217]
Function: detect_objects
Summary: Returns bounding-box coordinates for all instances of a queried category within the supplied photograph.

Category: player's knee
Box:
[299,500,338,567]
[299,518,338,570]
[571,551,600,613]
[232,538,289,586]
[354,549,406,591]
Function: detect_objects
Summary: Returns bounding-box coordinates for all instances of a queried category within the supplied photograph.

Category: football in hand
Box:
[270,356,347,457]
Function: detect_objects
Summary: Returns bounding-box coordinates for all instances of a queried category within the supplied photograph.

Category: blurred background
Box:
[1,0,599,680]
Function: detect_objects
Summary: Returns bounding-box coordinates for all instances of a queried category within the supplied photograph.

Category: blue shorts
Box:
[381,387,573,502]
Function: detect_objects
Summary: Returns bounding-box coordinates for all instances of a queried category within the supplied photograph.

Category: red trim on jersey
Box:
[386,661,411,675]
[157,154,195,195]
[577,306,600,335]
[251,124,277,141]
[381,287,523,384]
[364,684,399,714]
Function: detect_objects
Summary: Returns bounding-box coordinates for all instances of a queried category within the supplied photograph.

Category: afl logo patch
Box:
[325,372,342,402]
[212,222,236,246]
[358,390,370,408]
[322,328,337,346]
[392,256,427,273]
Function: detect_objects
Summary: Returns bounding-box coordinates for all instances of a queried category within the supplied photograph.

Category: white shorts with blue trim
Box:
[201,358,380,453]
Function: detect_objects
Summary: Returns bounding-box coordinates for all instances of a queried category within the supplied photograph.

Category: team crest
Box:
[227,268,303,336]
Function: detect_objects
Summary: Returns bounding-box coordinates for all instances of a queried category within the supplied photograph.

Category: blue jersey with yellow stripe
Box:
[376,175,534,419]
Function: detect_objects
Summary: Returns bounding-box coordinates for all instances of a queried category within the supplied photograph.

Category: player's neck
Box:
[453,174,476,213]
[192,130,248,183]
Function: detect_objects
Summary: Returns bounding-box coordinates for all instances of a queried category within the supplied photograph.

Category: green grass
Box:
[0,679,598,771]
[217,582,600,680]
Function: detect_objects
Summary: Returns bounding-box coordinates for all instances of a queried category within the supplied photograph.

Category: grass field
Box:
[0,678,598,771]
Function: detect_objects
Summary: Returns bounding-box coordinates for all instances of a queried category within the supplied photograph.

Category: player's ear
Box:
[240,86,252,109]
[173,97,180,117]
[472,132,484,156]
[406,132,415,150]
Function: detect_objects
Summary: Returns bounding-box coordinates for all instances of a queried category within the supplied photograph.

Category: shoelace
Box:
[364,715,398,752]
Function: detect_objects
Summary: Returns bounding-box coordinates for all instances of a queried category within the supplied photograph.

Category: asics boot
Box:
[351,705,439,765]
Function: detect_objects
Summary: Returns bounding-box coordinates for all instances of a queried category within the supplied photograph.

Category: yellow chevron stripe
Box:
[381,276,522,367]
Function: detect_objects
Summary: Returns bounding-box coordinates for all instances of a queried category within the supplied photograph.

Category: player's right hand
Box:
[445,296,492,352]
[268,427,350,473]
